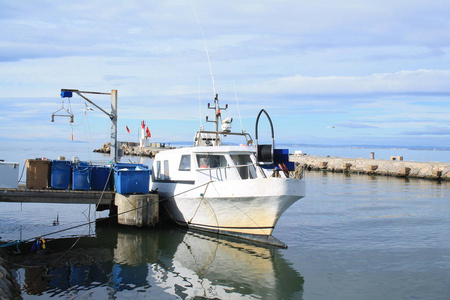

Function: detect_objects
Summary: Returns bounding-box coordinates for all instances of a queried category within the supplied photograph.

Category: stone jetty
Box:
[0,249,22,300]
[94,142,173,158]
[290,154,450,181]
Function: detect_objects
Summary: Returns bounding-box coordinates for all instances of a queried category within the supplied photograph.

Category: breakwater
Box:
[290,155,450,180]
[94,142,174,157]
[0,249,22,299]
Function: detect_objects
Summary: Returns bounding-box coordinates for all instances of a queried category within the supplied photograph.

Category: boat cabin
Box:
[151,146,266,185]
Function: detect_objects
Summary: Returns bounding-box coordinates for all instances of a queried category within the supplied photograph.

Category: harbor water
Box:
[0,141,449,299]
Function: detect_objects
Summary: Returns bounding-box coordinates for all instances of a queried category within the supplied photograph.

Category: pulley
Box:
[51,97,74,123]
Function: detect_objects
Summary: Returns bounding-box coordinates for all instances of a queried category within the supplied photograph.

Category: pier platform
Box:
[0,188,159,226]
[290,155,450,180]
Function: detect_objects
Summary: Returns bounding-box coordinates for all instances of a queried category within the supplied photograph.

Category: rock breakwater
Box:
[290,155,450,180]
[94,142,174,158]
[0,249,22,299]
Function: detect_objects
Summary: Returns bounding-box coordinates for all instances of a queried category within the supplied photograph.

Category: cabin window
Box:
[163,160,169,179]
[155,161,161,180]
[179,155,191,171]
[197,154,227,168]
[231,154,256,179]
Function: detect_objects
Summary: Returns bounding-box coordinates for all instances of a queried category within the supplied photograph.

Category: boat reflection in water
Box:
[13,225,304,299]
[152,230,304,299]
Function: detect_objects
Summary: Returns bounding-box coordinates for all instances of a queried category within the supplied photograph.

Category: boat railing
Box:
[194,130,254,147]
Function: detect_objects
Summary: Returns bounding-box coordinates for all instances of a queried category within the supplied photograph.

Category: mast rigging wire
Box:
[233,81,244,133]
[198,76,202,127]
[0,181,214,250]
[191,2,217,97]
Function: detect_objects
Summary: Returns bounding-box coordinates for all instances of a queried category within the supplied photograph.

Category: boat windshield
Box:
[197,154,228,169]
[195,153,259,181]
[230,154,256,179]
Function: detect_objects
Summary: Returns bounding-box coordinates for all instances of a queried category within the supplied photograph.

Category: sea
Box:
[0,140,449,299]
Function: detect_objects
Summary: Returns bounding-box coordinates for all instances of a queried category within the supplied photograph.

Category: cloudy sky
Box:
[1,0,450,148]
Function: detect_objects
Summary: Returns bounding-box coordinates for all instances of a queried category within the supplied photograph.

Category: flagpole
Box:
[126,126,130,147]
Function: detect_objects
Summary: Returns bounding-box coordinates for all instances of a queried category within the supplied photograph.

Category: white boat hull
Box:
[154,177,305,244]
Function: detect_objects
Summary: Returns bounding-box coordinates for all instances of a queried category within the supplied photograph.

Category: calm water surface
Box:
[276,172,450,300]
[0,141,449,299]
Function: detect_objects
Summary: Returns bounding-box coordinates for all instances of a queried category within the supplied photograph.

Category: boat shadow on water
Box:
[9,223,304,299]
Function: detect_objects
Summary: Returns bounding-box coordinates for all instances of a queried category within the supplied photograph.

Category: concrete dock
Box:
[290,155,450,180]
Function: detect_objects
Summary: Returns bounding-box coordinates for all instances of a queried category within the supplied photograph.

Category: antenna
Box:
[198,76,202,127]
[191,3,217,97]
[233,81,244,132]
[206,93,228,132]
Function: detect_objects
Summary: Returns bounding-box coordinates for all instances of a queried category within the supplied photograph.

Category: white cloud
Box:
[252,70,450,95]
[2,0,450,147]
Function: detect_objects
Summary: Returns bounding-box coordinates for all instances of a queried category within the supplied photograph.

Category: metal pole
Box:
[110,90,118,163]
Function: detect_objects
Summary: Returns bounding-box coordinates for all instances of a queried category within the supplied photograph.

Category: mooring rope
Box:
[0,179,216,292]
[187,181,220,233]
[0,180,214,249]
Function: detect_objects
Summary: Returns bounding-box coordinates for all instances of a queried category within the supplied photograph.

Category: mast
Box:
[194,93,252,147]
[205,94,228,145]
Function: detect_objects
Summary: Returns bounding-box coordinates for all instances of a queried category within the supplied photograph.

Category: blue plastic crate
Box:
[91,166,112,191]
[72,165,92,191]
[50,160,72,189]
[285,161,295,171]
[114,163,148,170]
[114,168,150,195]
[274,148,290,164]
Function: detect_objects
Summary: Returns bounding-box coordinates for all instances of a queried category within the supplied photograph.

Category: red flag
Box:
[126,126,130,133]
[146,127,151,138]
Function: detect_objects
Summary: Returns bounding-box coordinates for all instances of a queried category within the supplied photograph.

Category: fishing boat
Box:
[150,94,305,247]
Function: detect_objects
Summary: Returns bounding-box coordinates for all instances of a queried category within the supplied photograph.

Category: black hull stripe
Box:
[178,223,287,248]
[176,220,274,231]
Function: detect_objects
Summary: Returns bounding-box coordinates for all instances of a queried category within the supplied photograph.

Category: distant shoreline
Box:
[2,138,450,152]
[163,142,450,152]
[282,144,450,152]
